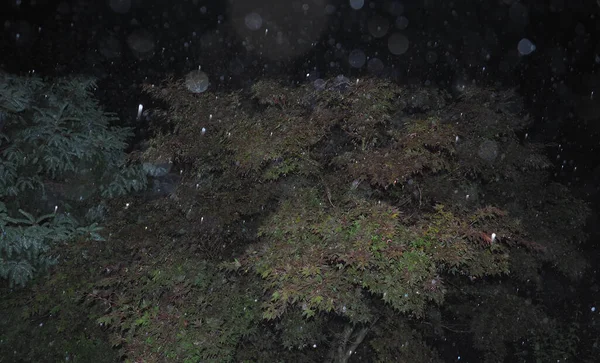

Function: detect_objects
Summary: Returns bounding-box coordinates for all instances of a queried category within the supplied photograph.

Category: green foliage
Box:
[0,72,147,287]
[244,188,405,322]
[0,202,76,287]
[346,117,456,186]
[238,186,521,326]
[88,258,262,362]
[0,238,118,362]
[262,157,301,181]
[47,75,588,362]
[0,73,147,199]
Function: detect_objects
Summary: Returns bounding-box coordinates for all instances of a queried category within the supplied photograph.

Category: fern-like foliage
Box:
[0,72,147,287]
[0,202,76,287]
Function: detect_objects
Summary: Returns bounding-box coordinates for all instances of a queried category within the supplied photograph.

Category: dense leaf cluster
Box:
[2,75,591,362]
[0,73,146,287]
[135,76,590,361]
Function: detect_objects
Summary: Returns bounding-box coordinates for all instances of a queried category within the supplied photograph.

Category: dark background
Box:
[1,0,599,349]
[2,0,599,175]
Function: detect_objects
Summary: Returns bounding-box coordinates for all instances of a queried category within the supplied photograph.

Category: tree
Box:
[90,76,590,361]
[0,72,147,287]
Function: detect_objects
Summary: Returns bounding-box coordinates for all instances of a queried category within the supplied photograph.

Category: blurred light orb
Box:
[517,38,536,55]
[426,51,438,64]
[127,29,155,60]
[244,12,263,31]
[350,0,364,10]
[185,70,210,93]
[367,57,385,75]
[388,33,409,55]
[396,16,409,30]
[348,49,366,68]
[368,15,389,38]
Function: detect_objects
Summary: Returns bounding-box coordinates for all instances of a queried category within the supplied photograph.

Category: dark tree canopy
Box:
[1,75,591,362]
